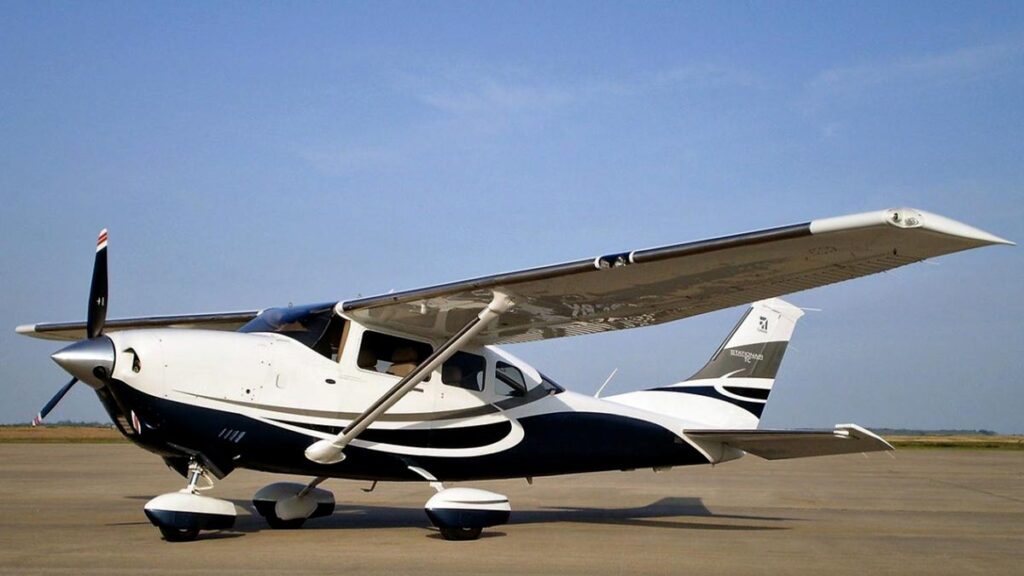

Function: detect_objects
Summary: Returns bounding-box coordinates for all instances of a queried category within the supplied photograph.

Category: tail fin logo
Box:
[729,349,765,364]
[758,316,769,333]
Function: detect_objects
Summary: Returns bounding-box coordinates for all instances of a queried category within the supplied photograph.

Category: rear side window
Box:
[442,352,485,391]
[358,331,432,380]
[495,361,527,396]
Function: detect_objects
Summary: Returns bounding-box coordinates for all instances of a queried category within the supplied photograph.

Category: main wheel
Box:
[439,526,483,541]
[264,513,307,530]
[159,525,200,542]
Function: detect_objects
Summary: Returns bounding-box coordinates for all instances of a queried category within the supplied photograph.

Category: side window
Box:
[315,316,347,361]
[357,331,432,380]
[494,361,527,396]
[442,352,485,391]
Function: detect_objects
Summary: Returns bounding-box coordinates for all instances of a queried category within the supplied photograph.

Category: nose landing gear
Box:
[143,459,237,542]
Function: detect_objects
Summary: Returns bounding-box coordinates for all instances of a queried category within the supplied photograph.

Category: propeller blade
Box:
[34,231,111,425]
[32,378,78,426]
[86,229,108,339]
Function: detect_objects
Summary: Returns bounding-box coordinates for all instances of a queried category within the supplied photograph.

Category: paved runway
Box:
[0,445,1020,575]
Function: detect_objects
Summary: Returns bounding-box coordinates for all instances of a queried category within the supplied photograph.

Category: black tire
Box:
[439,526,483,541]
[159,525,200,542]
[264,514,307,529]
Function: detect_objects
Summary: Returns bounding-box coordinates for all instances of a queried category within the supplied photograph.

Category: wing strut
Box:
[304,291,514,465]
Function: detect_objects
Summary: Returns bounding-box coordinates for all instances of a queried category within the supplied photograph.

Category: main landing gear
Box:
[252,482,335,529]
[425,487,511,541]
[144,459,236,542]
[251,479,510,540]
[409,467,511,541]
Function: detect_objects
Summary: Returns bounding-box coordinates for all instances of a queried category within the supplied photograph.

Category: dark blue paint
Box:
[100,379,709,483]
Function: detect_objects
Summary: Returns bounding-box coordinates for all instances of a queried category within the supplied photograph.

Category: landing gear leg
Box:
[185,459,211,491]
[144,458,236,542]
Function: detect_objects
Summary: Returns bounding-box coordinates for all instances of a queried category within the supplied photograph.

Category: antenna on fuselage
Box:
[594,368,618,399]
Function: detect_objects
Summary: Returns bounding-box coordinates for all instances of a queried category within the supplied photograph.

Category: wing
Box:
[685,424,894,460]
[16,311,259,341]
[340,207,1011,344]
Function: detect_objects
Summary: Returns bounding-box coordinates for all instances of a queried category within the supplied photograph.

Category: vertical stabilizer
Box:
[606,299,804,429]
[686,298,803,383]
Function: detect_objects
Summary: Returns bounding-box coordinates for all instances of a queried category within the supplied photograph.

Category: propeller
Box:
[32,378,78,426]
[32,229,113,426]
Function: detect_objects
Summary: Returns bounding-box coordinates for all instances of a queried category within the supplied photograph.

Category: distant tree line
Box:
[874,428,998,436]
[1,421,114,428]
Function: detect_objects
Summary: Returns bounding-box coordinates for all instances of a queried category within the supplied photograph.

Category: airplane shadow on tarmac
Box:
[245,496,789,536]
[121,495,791,540]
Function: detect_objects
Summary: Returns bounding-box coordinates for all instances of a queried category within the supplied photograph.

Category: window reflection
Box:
[442,351,485,391]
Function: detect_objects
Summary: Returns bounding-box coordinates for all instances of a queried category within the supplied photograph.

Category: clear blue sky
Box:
[2,2,1021,432]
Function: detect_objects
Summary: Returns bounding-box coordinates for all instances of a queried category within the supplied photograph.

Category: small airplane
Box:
[17,208,1011,541]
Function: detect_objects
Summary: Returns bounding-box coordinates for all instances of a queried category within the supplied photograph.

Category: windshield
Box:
[239,302,337,351]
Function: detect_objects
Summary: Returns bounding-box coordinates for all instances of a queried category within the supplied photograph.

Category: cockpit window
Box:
[538,372,565,394]
[239,302,345,359]
[495,361,527,396]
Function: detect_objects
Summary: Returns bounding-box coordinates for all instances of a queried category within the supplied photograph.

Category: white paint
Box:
[425,487,510,513]
[144,492,237,518]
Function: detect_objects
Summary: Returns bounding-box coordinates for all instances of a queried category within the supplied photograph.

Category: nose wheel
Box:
[144,459,237,542]
[158,524,201,542]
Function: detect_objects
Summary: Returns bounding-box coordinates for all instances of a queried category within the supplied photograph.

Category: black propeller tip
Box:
[86,228,109,339]
[33,377,79,426]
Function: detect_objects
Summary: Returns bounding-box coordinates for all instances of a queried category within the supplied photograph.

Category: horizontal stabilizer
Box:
[685,424,893,460]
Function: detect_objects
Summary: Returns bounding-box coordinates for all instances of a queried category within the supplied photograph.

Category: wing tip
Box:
[810,207,1013,247]
[909,209,1013,246]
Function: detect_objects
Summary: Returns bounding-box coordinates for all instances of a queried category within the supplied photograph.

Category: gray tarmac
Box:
[0,444,1021,575]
